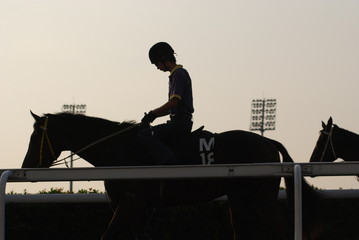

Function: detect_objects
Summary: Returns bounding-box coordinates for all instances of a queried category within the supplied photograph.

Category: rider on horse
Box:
[137,42,194,165]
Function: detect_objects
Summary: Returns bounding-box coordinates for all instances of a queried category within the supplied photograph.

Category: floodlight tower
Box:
[61,103,87,192]
[250,99,276,136]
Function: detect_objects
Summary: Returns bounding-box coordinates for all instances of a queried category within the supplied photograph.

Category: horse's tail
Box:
[270,139,324,240]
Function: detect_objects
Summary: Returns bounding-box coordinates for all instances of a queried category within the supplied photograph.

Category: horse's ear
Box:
[30,110,41,122]
[328,117,333,127]
[321,121,326,129]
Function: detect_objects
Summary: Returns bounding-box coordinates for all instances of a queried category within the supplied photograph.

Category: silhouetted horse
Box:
[22,112,322,240]
[310,117,359,163]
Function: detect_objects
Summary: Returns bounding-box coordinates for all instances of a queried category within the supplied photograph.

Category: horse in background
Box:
[310,117,359,163]
[22,112,323,240]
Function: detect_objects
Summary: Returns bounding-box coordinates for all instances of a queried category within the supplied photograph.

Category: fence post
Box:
[0,171,12,240]
[294,164,302,240]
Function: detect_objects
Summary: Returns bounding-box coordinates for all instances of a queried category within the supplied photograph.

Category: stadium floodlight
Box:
[62,104,87,115]
[250,99,276,136]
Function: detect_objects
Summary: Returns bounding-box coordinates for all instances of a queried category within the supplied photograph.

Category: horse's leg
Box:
[101,198,148,240]
[227,193,255,240]
[257,200,293,240]
[228,179,292,240]
[227,178,287,240]
[252,178,293,240]
[102,204,130,240]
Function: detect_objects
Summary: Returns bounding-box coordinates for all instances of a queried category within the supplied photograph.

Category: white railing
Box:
[1,162,359,240]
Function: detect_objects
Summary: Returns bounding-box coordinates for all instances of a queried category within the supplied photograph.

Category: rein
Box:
[319,126,337,162]
[38,117,140,167]
[39,117,57,166]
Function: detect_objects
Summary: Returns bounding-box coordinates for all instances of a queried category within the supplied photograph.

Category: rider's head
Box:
[149,42,176,66]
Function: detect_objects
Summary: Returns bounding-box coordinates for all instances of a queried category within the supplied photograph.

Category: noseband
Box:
[319,126,337,162]
[39,117,57,167]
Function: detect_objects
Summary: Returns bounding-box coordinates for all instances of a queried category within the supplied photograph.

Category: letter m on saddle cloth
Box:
[172,127,215,165]
[199,136,215,165]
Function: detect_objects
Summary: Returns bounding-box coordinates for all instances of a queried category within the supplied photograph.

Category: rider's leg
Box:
[137,123,176,165]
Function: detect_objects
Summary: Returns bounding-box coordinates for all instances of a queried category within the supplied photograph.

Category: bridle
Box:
[319,126,337,162]
[39,117,58,167]
[38,118,88,167]
[37,117,140,167]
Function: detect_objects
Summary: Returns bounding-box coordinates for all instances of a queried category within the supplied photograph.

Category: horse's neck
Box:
[62,123,138,167]
[59,123,114,167]
[60,132,98,166]
[335,129,359,161]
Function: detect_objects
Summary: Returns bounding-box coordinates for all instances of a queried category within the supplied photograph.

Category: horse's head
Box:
[309,117,338,163]
[22,111,62,168]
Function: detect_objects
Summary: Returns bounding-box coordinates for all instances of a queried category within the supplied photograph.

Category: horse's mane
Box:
[334,124,359,139]
[44,112,137,130]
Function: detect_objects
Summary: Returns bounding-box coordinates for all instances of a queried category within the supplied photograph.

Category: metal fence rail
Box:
[1,162,359,240]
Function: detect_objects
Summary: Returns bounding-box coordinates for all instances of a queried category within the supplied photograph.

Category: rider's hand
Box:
[141,111,157,125]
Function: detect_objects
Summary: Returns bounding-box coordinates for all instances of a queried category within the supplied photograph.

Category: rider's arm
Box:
[152,97,179,117]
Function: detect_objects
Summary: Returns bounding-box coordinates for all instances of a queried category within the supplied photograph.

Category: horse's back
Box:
[175,129,280,165]
[213,130,281,164]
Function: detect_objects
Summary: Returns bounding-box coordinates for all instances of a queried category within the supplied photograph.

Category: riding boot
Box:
[151,143,177,165]
[138,127,178,165]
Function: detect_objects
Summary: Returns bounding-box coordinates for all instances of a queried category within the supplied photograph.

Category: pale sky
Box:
[1,0,359,193]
